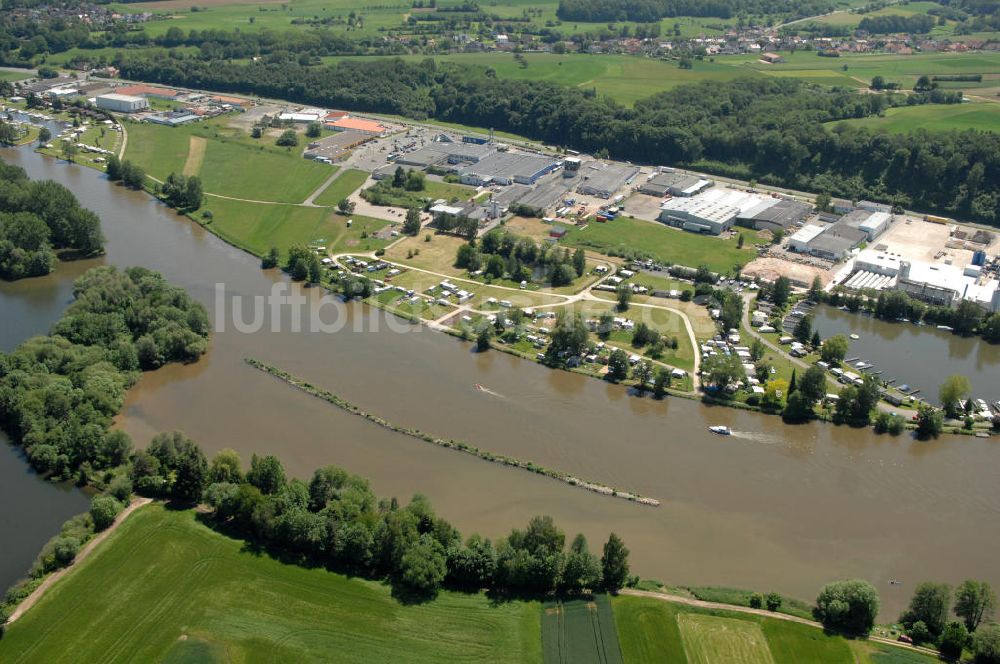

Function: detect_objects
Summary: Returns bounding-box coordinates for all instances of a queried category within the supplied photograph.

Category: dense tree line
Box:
[555,0,837,22]
[820,288,1000,343]
[0,159,104,280]
[187,445,632,599]
[0,266,209,479]
[896,579,998,659]
[116,57,1000,226]
[857,13,936,34]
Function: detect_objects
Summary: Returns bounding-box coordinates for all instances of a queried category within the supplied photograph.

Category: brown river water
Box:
[1,146,998,617]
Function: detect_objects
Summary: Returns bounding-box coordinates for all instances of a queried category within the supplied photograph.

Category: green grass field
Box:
[829,101,1000,133]
[560,215,756,273]
[122,120,192,181]
[542,595,624,664]
[197,137,332,203]
[0,504,543,664]
[200,197,391,257]
[612,596,937,664]
[313,168,370,206]
[123,119,333,202]
[0,70,33,82]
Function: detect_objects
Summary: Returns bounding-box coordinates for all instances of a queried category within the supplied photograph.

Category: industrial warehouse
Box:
[657,189,810,236]
[840,249,1000,312]
[577,162,640,198]
[639,171,712,197]
[789,208,894,260]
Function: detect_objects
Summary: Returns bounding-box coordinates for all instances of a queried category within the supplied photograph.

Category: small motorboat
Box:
[709,425,732,436]
[937,325,953,331]
[849,333,860,340]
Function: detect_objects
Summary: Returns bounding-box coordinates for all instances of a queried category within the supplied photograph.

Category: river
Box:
[813,305,1000,403]
[1,145,999,618]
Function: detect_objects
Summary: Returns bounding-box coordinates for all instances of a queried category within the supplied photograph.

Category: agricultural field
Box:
[0,504,543,663]
[104,0,813,49]
[829,101,1000,133]
[560,215,756,274]
[727,50,1000,92]
[313,168,375,207]
[806,1,947,28]
[611,596,938,664]
[542,595,623,664]
[200,196,391,257]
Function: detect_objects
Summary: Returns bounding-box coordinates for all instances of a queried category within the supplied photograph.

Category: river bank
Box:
[4,144,1000,618]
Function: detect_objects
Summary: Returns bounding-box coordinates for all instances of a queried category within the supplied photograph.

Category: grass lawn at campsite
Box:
[561,216,756,274]
[385,232,469,276]
[312,168,370,207]
[199,197,391,257]
[611,596,936,664]
[829,101,1000,134]
[0,504,543,664]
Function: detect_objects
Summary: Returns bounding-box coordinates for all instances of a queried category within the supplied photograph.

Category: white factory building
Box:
[843,249,1000,312]
[95,93,149,113]
[658,189,767,235]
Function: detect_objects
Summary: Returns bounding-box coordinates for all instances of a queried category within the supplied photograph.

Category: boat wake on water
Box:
[725,430,786,447]
[473,383,505,399]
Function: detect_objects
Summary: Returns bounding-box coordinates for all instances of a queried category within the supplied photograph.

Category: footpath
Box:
[6,497,152,624]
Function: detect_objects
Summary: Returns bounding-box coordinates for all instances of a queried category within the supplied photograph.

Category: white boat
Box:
[709,425,732,436]
[849,333,860,340]
[937,325,953,331]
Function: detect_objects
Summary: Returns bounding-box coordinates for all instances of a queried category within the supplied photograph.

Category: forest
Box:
[117,56,1000,225]
[0,266,209,480]
[0,160,104,280]
[555,0,837,22]
[857,14,937,34]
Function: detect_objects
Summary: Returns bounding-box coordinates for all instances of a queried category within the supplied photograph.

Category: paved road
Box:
[302,167,347,207]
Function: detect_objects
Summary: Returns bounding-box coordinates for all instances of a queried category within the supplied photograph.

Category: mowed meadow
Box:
[121,119,395,256]
[123,120,332,203]
[0,505,544,664]
[611,596,938,664]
